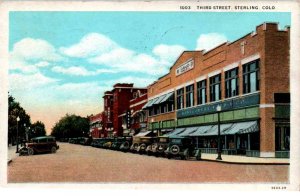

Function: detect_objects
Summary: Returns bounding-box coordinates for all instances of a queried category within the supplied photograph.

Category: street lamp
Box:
[16,116,20,153]
[216,105,222,160]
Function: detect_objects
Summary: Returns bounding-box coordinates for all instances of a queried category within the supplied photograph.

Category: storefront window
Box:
[209,74,221,102]
[243,60,260,94]
[177,88,184,110]
[197,80,206,105]
[185,84,194,107]
[275,126,290,151]
[225,67,239,98]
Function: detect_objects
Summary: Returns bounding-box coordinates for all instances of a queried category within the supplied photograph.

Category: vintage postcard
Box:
[0,0,299,192]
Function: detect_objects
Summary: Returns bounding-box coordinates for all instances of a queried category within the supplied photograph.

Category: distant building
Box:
[89,113,103,138]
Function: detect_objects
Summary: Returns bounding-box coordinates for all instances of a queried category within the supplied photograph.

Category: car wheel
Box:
[170,145,180,155]
[28,147,34,155]
[51,146,57,153]
[184,150,190,160]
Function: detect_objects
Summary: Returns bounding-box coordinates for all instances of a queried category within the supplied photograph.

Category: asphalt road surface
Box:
[8,142,289,183]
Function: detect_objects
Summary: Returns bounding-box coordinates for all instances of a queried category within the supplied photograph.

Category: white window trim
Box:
[223,62,239,72]
[208,70,222,78]
[241,53,260,65]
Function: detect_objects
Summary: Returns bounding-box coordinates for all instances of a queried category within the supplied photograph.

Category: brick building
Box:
[102,91,114,137]
[119,90,148,136]
[89,113,103,138]
[143,22,290,158]
[105,83,147,137]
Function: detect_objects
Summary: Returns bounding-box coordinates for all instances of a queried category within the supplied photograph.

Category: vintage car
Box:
[24,136,59,155]
[137,137,156,154]
[119,137,133,152]
[164,136,201,160]
[79,137,92,146]
[102,138,114,149]
[130,136,141,152]
[91,138,102,147]
[111,137,131,150]
[146,136,169,156]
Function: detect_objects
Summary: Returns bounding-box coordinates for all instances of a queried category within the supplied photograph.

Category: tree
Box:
[31,121,46,138]
[8,93,31,145]
[51,114,90,140]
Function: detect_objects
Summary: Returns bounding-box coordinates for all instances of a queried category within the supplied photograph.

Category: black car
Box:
[119,137,133,152]
[137,137,156,154]
[164,136,201,160]
[146,136,169,157]
[111,137,127,150]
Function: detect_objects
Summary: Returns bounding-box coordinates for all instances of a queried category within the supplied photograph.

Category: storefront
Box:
[144,22,290,158]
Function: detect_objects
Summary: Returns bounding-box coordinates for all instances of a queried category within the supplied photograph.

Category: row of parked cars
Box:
[66,135,201,160]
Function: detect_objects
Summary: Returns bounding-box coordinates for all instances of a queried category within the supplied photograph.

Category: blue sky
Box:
[8,11,291,133]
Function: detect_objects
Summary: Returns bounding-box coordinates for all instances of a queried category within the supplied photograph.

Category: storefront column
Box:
[248,134,251,150]
[224,135,227,149]
[196,137,199,148]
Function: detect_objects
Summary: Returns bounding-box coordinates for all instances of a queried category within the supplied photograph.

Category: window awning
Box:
[142,97,158,109]
[187,121,259,136]
[161,128,173,132]
[224,121,259,135]
[178,126,199,136]
[135,131,152,137]
[163,128,186,136]
[153,92,174,105]
[152,94,166,105]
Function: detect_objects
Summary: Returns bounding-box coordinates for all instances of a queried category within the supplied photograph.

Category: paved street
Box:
[8,142,289,183]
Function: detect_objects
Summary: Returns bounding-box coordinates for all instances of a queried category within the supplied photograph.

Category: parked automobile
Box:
[137,137,156,154]
[111,137,128,150]
[102,138,114,149]
[147,136,169,157]
[79,137,92,146]
[91,138,102,147]
[130,136,141,152]
[119,137,133,152]
[164,136,201,160]
[23,136,59,155]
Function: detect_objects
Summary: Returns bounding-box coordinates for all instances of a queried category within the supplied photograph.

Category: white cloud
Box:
[10,38,62,74]
[11,38,62,62]
[9,72,58,91]
[52,65,117,76]
[153,44,186,62]
[196,33,227,52]
[59,33,118,58]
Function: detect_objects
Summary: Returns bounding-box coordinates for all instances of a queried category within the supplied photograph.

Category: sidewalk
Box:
[7,145,19,165]
[200,153,289,165]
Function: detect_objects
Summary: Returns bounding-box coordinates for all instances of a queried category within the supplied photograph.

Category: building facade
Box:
[120,90,148,136]
[143,23,290,158]
[105,83,147,137]
[102,91,114,137]
[89,113,103,138]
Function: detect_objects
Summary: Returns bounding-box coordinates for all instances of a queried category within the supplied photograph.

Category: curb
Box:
[200,158,290,165]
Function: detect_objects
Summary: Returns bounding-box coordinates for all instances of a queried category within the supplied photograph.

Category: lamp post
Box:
[216,105,222,160]
[16,116,20,153]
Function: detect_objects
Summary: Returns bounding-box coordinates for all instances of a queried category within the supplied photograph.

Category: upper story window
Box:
[177,88,184,110]
[167,94,175,112]
[185,84,194,108]
[197,79,206,105]
[209,74,221,102]
[225,67,239,98]
[243,60,260,94]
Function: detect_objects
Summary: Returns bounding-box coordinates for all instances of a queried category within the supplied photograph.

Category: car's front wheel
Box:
[51,146,57,153]
[28,147,34,155]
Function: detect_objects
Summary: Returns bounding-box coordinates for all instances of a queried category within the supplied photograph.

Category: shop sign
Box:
[177,93,260,118]
[176,59,194,76]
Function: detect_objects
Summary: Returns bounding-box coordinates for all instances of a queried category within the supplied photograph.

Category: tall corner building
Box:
[143,22,290,158]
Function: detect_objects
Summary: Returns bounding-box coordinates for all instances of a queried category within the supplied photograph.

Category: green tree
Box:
[51,114,90,140]
[31,121,46,138]
[8,93,31,145]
